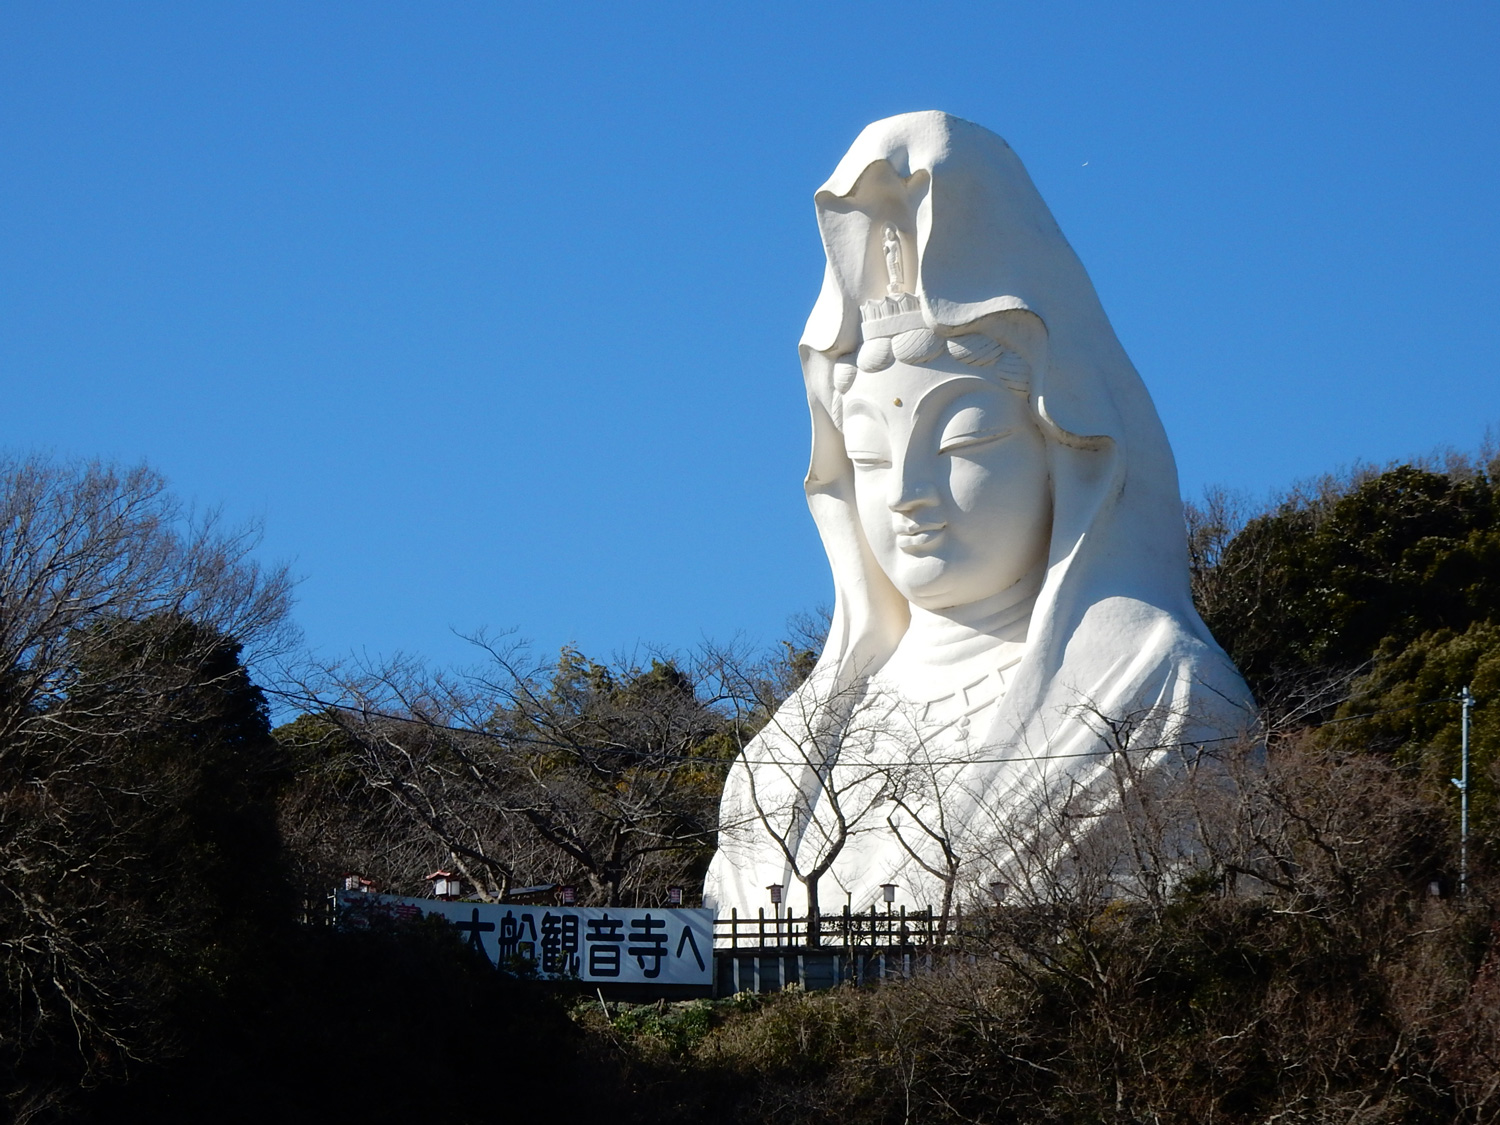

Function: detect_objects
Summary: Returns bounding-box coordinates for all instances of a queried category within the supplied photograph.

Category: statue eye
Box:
[846,448,892,469]
[939,407,1011,455]
[844,419,891,469]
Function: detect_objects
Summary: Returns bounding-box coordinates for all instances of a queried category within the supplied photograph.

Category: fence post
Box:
[730,907,738,950]
[758,906,766,948]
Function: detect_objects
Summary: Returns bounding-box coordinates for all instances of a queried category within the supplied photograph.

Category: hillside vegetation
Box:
[0,444,1497,1123]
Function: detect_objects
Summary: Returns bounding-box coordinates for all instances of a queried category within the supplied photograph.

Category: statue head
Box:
[832,306,1052,613]
[795,111,1214,702]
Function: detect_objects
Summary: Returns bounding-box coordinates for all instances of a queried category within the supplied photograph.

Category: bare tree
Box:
[292,638,739,906]
[279,665,539,903]
[0,457,292,744]
[1184,484,1249,625]
[880,719,971,940]
[760,727,1478,1124]
[0,456,294,1115]
[710,654,907,945]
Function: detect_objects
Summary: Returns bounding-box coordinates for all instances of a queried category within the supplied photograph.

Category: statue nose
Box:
[887,431,940,515]
[889,474,938,514]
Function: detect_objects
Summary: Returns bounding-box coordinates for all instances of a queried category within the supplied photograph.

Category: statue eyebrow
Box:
[907,376,1002,418]
[838,398,884,424]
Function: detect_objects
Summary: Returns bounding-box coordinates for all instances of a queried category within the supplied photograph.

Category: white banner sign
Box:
[337,893,713,986]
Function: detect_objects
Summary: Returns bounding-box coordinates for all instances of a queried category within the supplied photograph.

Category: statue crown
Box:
[859,291,925,341]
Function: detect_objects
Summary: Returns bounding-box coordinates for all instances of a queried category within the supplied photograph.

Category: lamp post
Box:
[767,883,784,945]
[1453,685,1474,898]
[880,883,897,945]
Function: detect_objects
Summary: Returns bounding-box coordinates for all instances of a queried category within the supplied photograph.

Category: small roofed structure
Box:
[426,870,461,899]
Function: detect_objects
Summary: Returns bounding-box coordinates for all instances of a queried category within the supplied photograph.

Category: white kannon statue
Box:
[704,112,1254,926]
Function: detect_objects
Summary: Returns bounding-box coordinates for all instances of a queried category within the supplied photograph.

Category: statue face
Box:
[841,357,1051,611]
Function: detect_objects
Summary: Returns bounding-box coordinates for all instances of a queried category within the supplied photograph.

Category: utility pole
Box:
[1452,685,1474,898]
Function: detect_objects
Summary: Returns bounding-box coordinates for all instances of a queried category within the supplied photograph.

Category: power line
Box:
[261,683,1475,772]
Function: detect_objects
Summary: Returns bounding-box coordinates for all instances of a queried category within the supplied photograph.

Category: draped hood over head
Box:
[705,112,1253,917]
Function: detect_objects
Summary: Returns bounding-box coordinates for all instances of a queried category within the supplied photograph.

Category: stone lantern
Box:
[426,870,461,899]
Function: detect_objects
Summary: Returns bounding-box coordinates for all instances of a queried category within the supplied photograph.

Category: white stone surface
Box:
[704,112,1254,921]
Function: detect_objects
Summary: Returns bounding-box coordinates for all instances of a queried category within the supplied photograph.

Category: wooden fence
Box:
[715,904,963,949]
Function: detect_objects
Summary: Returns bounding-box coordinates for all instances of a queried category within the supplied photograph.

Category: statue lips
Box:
[895,523,946,553]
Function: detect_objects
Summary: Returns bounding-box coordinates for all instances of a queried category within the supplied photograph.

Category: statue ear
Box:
[801,347,853,488]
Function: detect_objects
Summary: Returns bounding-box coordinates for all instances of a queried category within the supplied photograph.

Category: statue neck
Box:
[878,572,1041,705]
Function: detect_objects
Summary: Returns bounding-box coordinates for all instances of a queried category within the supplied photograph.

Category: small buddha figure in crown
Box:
[882,222,905,294]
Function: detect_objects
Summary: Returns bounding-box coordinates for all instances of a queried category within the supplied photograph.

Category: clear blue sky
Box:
[3,2,1497,671]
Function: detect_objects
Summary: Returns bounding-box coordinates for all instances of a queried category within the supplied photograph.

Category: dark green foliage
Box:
[1194,464,1500,701]
[602,997,719,1056]
[0,457,296,1119]
[0,616,292,1118]
[1190,448,1500,868]
[71,616,293,936]
[1335,621,1500,842]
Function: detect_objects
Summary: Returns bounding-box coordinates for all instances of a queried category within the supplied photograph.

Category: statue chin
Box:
[703,111,1256,929]
[883,549,1048,615]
